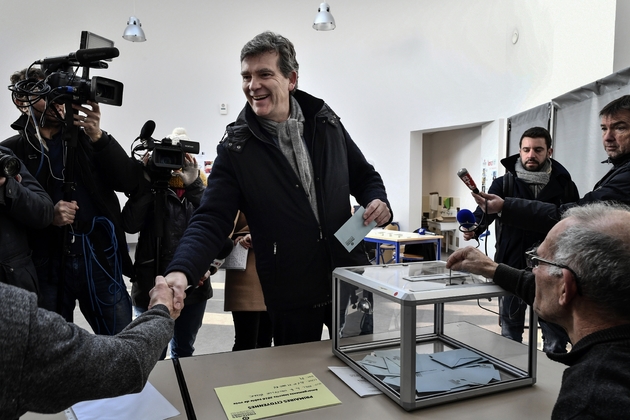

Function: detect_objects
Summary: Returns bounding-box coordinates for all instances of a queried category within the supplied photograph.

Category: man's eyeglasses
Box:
[525,249,582,295]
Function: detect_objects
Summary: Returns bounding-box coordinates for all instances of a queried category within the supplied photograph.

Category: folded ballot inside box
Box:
[222,243,248,270]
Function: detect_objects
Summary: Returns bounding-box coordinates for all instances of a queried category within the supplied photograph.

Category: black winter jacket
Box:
[1,115,141,276]
[122,175,211,308]
[0,146,54,294]
[473,155,579,268]
[502,153,630,234]
[166,90,392,310]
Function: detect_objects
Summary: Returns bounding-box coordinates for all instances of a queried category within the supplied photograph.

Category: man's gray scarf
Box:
[515,158,551,198]
[257,96,319,221]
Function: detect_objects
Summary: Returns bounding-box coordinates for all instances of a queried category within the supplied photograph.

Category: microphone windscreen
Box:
[457,209,476,229]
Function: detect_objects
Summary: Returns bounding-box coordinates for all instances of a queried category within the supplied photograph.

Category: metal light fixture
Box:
[313,2,336,31]
[123,16,146,42]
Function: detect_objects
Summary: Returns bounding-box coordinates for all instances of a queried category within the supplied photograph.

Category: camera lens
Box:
[0,153,21,177]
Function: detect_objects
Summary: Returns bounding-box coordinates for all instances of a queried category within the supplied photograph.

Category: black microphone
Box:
[35,47,119,66]
[35,52,77,66]
[457,168,480,194]
[209,238,235,275]
[75,47,119,64]
[139,120,156,140]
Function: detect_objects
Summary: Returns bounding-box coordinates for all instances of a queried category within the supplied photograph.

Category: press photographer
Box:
[1,39,141,335]
[123,126,217,359]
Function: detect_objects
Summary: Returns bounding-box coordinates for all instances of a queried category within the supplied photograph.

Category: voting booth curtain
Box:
[507,67,630,194]
[506,103,552,156]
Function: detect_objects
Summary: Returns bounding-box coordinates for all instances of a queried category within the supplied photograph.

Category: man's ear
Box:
[288,71,298,92]
[558,269,578,306]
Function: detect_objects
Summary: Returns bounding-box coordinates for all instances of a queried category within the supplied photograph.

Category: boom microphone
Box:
[35,47,119,66]
[139,120,156,141]
[209,238,235,275]
[457,168,480,194]
[74,47,119,64]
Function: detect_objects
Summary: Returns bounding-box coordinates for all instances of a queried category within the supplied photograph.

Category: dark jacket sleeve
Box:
[4,284,173,417]
[502,162,627,234]
[184,176,205,207]
[0,149,53,229]
[493,263,536,305]
[91,132,142,194]
[121,177,154,234]
[166,144,239,286]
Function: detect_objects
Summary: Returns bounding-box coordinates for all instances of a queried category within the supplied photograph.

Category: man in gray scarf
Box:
[164,32,392,346]
[463,127,579,353]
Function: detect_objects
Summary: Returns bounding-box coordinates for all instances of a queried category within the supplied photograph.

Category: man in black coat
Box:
[2,67,141,335]
[163,31,392,346]
[463,127,579,352]
[0,146,53,295]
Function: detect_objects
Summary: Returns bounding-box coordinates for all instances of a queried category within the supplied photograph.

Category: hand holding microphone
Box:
[457,167,504,215]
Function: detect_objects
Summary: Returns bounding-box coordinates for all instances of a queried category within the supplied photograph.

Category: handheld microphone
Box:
[209,238,235,275]
[457,168,480,194]
[457,209,478,231]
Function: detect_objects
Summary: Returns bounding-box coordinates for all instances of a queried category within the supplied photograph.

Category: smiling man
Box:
[470,95,630,234]
[163,31,392,346]
[446,201,630,419]
[462,127,579,353]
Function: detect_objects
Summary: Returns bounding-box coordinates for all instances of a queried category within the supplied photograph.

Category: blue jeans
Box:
[37,255,132,335]
[134,299,207,359]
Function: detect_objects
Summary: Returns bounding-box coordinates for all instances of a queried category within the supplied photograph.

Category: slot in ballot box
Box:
[332,261,537,411]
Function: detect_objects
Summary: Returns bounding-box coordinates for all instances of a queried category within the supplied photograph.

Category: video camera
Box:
[9,32,123,111]
[131,120,201,182]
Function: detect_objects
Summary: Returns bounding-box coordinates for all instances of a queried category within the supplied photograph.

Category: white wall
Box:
[0,0,618,229]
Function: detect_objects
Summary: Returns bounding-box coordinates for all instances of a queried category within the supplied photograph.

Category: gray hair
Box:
[240,31,299,91]
[550,202,630,320]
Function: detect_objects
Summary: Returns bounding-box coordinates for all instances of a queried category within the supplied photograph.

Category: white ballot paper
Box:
[71,382,179,420]
[328,366,382,397]
[334,206,377,252]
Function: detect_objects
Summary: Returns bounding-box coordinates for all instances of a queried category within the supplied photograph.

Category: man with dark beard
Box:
[463,126,579,353]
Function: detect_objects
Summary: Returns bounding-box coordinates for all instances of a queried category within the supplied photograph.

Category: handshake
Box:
[148,276,182,319]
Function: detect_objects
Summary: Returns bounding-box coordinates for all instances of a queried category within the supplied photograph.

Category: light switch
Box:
[220,103,228,115]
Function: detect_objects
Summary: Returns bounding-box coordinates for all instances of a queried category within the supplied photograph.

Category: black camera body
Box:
[46,71,123,106]
[148,137,200,172]
[131,120,200,183]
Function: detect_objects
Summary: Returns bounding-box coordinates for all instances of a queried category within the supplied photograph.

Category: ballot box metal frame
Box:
[332,261,538,411]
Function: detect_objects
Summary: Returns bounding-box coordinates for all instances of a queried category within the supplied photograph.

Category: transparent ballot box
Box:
[332,261,537,411]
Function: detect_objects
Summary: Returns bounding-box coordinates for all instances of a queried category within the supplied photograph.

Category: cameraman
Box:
[1,67,142,335]
[0,146,53,294]
[122,131,212,358]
